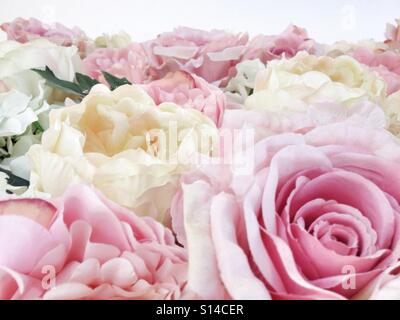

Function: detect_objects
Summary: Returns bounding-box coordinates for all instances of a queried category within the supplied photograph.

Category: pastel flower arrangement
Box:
[1,16,400,300]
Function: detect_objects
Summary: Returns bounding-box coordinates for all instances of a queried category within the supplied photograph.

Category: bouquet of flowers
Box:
[1,16,400,300]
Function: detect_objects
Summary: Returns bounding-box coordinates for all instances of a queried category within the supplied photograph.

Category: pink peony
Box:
[0,185,189,300]
[143,26,248,86]
[242,24,315,64]
[0,17,90,55]
[353,47,400,94]
[144,70,226,126]
[83,43,150,85]
[171,123,400,299]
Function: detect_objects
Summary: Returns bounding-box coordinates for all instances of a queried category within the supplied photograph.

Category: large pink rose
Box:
[0,17,91,55]
[171,123,400,299]
[241,24,315,63]
[83,43,150,84]
[143,26,248,85]
[0,185,189,300]
[353,47,400,94]
[144,70,226,126]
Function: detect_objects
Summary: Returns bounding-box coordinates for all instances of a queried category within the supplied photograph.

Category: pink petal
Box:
[211,192,271,299]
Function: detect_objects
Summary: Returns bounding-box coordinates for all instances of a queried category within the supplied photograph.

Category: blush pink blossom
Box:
[143,26,248,86]
[221,100,387,142]
[171,123,400,299]
[83,43,150,84]
[0,185,189,300]
[144,71,226,126]
[241,24,315,63]
[353,47,400,94]
[0,17,90,55]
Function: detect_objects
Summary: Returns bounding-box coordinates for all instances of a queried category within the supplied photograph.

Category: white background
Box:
[0,0,399,43]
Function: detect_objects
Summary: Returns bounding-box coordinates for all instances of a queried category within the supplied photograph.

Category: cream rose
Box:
[94,31,132,49]
[221,52,389,141]
[383,91,400,137]
[246,52,387,112]
[27,84,219,223]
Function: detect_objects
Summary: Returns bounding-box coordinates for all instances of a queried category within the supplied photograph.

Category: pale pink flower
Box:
[83,43,150,84]
[1,17,91,56]
[353,47,400,94]
[143,26,248,86]
[172,123,400,299]
[221,100,386,142]
[144,71,226,126]
[0,185,189,300]
[242,24,315,63]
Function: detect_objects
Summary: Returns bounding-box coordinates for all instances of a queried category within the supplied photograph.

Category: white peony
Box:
[0,39,82,178]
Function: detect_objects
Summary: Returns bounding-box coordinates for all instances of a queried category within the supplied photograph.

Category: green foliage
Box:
[32,66,85,97]
[32,67,132,97]
[102,71,131,90]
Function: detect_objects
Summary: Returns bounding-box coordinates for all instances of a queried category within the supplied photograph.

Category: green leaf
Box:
[32,66,84,97]
[102,71,131,90]
[0,167,29,187]
[75,72,100,94]
[32,121,44,133]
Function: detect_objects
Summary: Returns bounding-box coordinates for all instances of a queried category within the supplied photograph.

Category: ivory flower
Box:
[95,32,132,49]
[247,52,387,112]
[222,52,389,141]
[27,84,219,223]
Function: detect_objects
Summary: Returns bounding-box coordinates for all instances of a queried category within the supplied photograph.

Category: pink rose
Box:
[171,123,400,299]
[144,70,226,126]
[353,47,400,94]
[0,185,189,300]
[242,24,315,63]
[0,17,91,55]
[143,26,248,85]
[83,43,150,84]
